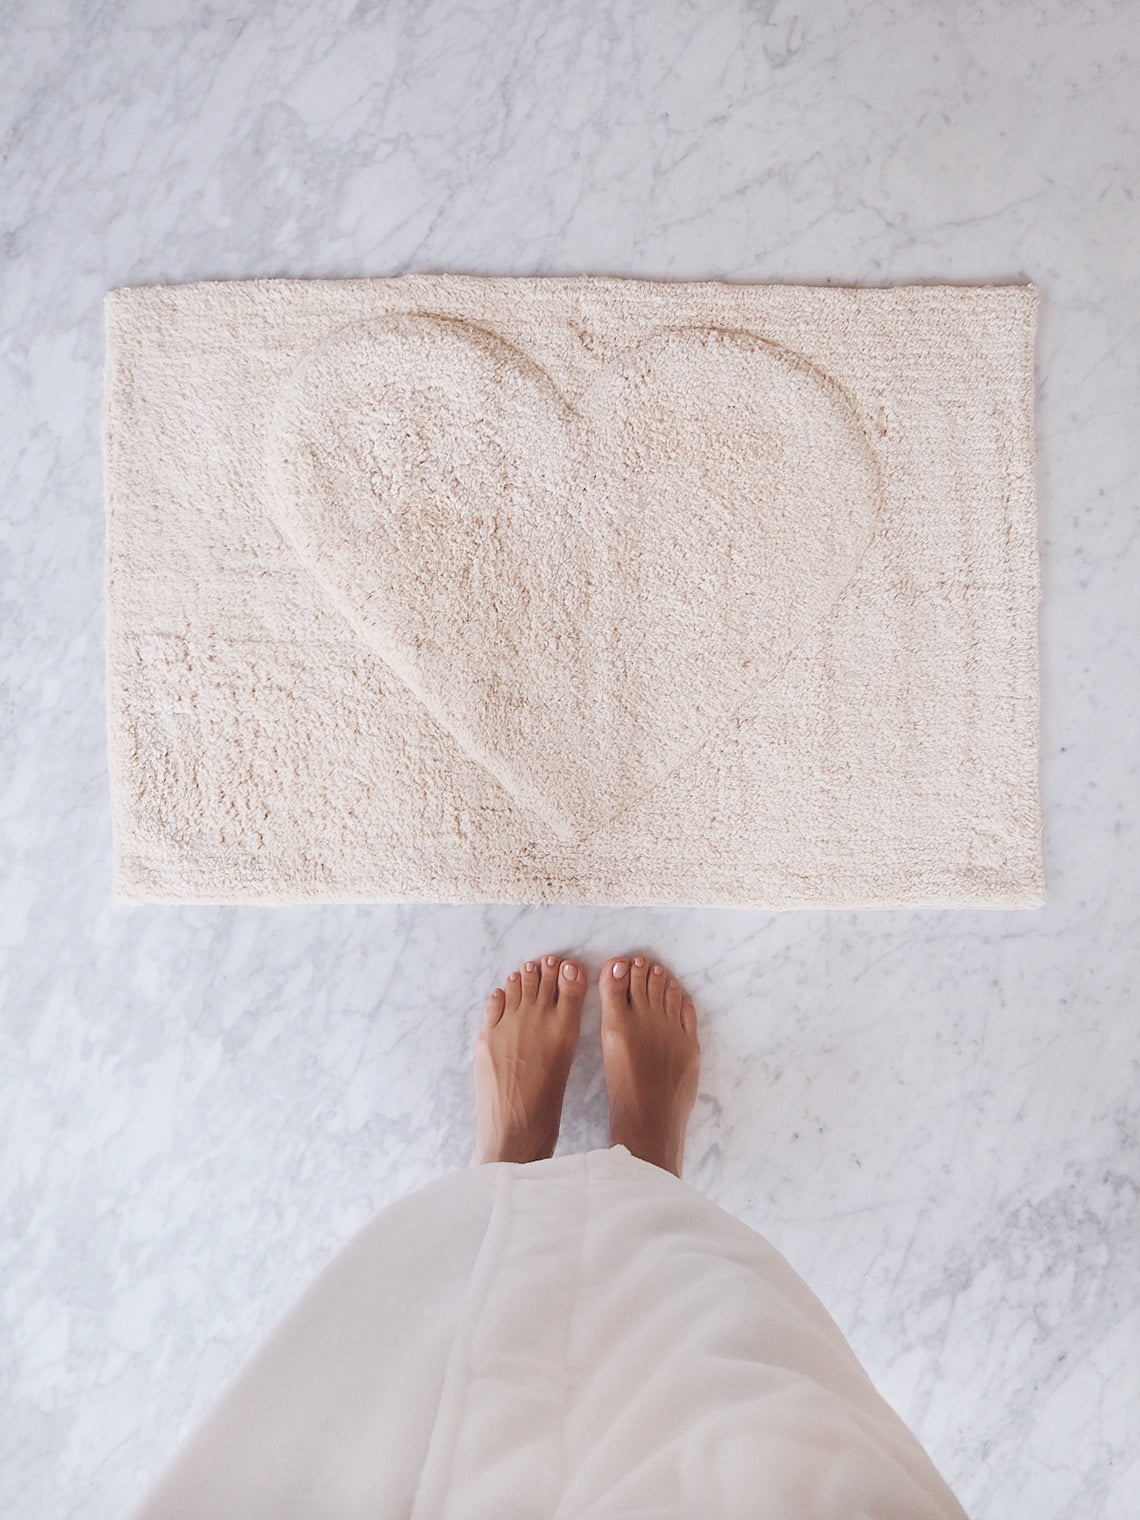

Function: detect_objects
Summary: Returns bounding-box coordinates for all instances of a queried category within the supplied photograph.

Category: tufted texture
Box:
[104,276,1041,906]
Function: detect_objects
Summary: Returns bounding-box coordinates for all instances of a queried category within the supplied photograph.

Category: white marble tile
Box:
[1,2,1138,1517]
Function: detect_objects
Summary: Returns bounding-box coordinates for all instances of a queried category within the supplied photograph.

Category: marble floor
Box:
[2,2,1138,1517]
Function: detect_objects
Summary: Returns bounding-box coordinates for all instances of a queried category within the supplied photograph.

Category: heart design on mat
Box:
[268,314,880,839]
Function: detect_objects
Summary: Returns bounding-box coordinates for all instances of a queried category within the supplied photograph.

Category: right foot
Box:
[599,956,700,1178]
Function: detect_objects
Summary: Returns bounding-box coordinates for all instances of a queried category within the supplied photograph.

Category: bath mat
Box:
[104,277,1042,907]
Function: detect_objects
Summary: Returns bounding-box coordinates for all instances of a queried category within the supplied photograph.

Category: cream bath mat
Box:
[104,277,1042,907]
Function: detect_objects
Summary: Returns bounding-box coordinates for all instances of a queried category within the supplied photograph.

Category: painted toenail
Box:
[546,955,558,966]
[653,965,664,976]
[525,961,536,972]
[561,962,577,980]
[669,978,678,990]
[508,971,519,982]
[633,956,645,967]
[613,960,629,978]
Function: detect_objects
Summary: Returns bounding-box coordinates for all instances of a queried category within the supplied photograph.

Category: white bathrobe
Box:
[133,1148,967,1520]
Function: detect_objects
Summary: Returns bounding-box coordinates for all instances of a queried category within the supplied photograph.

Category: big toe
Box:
[557,958,587,1012]
[599,956,631,1018]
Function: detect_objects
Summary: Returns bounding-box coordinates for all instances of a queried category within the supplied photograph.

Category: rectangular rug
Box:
[104,277,1042,907]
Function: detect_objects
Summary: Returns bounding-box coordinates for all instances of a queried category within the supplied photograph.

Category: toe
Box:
[599,957,630,1018]
[557,959,587,1010]
[664,976,683,1022]
[680,996,697,1036]
[521,959,540,1003]
[538,953,561,1009]
[648,962,668,1014]
[628,955,649,1010]
[504,970,522,1014]
[486,987,506,1026]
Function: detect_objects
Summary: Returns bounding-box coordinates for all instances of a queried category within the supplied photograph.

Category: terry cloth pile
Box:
[104,277,1041,907]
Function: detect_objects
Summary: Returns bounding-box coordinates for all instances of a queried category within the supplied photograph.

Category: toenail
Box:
[546,955,558,966]
[669,978,678,990]
[561,962,577,980]
[613,960,629,978]
[633,956,645,967]
[508,971,519,982]
[653,965,664,976]
[525,961,536,972]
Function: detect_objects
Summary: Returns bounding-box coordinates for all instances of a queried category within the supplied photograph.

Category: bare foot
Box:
[599,956,700,1177]
[473,954,586,1165]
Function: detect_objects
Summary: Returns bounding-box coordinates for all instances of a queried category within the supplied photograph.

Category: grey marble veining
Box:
[1,2,1137,1517]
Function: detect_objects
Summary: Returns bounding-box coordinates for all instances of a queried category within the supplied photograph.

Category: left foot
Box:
[473,954,586,1165]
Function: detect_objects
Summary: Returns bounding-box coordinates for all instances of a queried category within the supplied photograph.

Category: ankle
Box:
[610,1126,683,1178]
[474,1122,559,1166]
